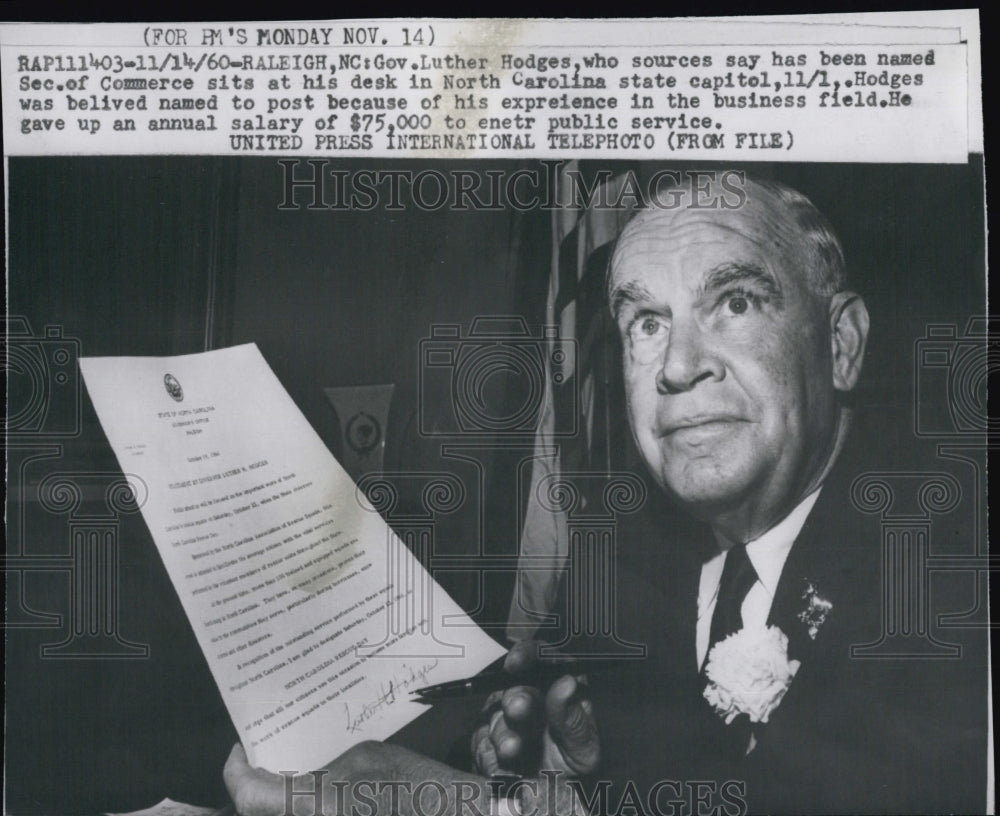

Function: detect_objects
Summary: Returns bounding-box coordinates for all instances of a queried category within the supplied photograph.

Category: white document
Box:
[79,343,506,773]
[105,797,217,816]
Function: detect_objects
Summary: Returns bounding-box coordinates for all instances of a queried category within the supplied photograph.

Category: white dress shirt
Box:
[696,489,821,668]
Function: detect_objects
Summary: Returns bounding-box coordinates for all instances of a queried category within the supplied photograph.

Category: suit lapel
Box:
[766,424,875,663]
[753,427,879,756]
[766,508,836,664]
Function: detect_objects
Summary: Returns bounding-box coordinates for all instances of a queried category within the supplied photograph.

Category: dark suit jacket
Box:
[560,414,988,814]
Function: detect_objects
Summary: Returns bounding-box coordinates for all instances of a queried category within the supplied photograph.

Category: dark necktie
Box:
[701,543,760,758]
[704,543,759,669]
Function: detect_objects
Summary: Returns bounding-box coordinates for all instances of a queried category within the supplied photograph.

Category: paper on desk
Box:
[105,797,217,816]
[80,344,506,773]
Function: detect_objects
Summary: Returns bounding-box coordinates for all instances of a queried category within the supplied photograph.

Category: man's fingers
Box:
[222,742,255,794]
[473,685,545,775]
[472,723,501,776]
[504,639,540,674]
[223,743,287,816]
[544,676,600,775]
[471,722,491,758]
[481,689,504,714]
[487,707,523,763]
[544,675,578,719]
[500,685,543,728]
[473,710,522,771]
[483,645,599,777]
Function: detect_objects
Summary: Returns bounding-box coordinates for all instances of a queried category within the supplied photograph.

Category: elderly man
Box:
[226,177,987,814]
[481,176,987,813]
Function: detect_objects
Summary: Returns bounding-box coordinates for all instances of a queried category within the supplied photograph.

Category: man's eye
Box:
[640,316,663,335]
[628,314,668,343]
[727,295,749,314]
[722,291,761,316]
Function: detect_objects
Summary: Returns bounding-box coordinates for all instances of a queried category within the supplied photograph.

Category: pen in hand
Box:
[410,657,634,702]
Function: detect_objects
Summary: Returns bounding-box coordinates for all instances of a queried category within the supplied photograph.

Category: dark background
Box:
[4,158,986,814]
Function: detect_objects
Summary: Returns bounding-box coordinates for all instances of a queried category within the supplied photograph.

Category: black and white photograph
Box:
[2,14,992,816]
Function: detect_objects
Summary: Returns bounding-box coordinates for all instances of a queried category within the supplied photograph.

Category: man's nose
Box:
[656,319,724,394]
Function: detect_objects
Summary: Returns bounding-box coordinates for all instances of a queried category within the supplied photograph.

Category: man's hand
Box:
[224,738,588,816]
[471,640,600,778]
[224,740,398,816]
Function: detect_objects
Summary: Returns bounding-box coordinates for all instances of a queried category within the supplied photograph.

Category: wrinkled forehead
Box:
[610,185,810,286]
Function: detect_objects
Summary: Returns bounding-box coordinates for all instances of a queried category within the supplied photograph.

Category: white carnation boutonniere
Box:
[703,625,801,725]
[797,582,833,640]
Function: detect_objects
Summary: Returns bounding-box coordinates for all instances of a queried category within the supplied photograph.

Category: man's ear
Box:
[829,291,869,392]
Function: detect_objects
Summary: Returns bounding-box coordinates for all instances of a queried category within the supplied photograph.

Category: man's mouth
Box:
[659,415,746,438]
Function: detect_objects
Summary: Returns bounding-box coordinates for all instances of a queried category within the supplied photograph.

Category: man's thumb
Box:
[223,743,286,816]
[503,639,539,675]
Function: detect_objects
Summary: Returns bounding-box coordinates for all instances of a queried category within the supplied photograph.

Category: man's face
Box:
[609,201,840,527]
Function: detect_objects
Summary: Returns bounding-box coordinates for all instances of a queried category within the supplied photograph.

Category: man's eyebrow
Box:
[609,280,655,320]
[701,263,784,308]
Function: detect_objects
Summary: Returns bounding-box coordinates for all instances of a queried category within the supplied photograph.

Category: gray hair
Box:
[608,175,847,301]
